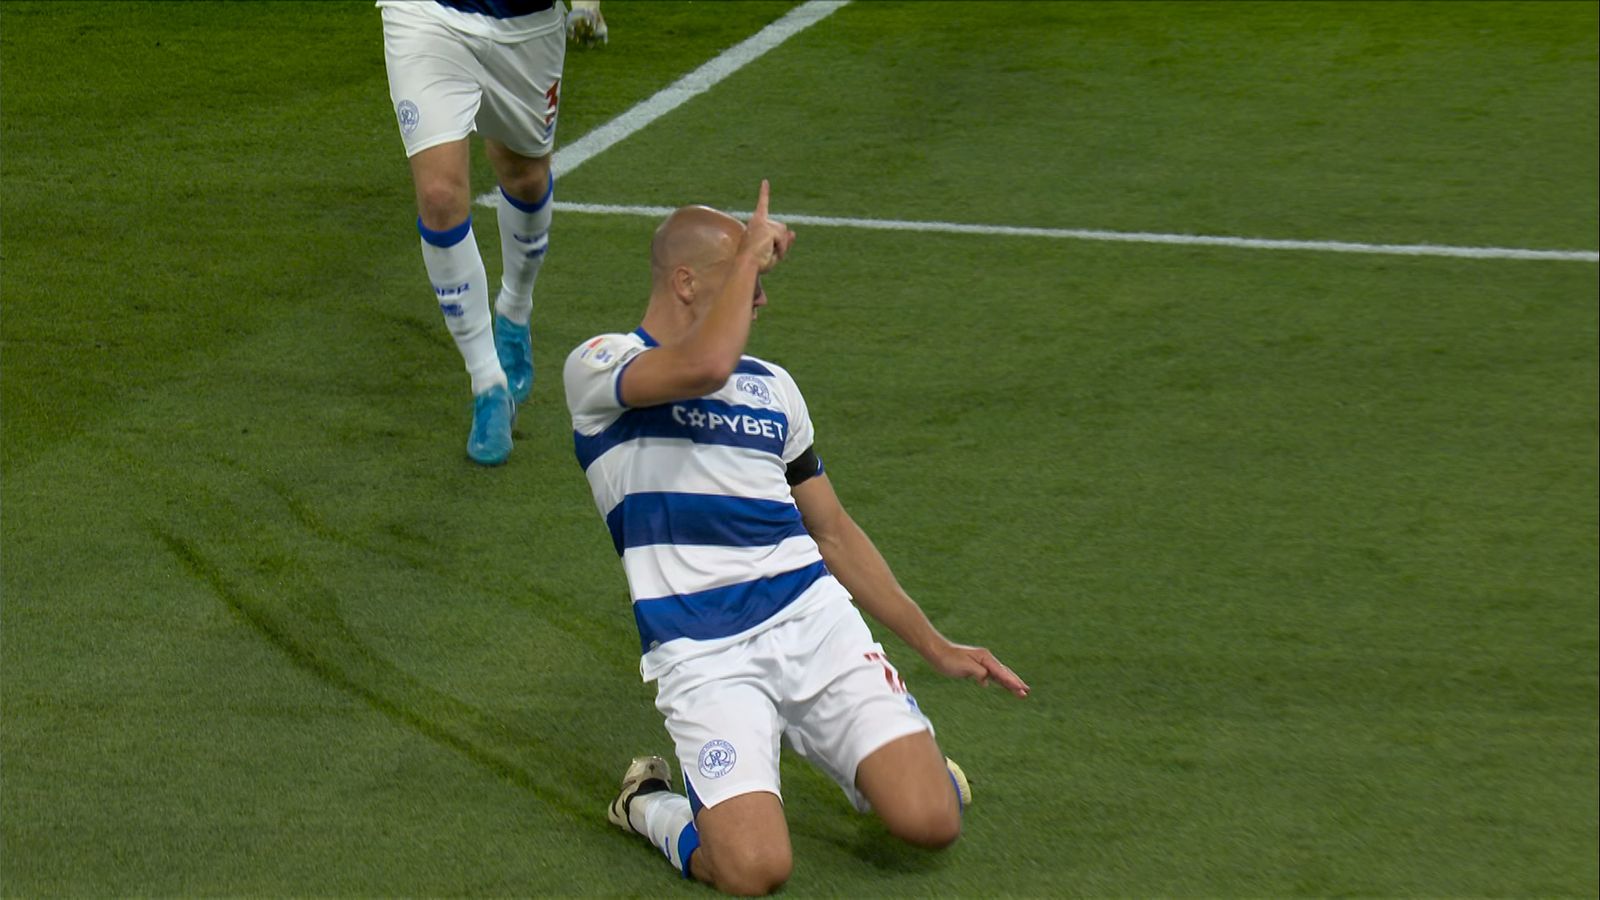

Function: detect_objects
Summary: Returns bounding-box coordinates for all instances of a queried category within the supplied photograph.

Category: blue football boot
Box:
[467,383,514,466]
[494,315,534,405]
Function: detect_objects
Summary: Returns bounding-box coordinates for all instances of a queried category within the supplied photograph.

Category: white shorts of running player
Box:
[380,1,566,159]
[655,601,935,815]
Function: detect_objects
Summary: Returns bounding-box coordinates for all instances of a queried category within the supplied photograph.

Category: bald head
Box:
[651,205,744,285]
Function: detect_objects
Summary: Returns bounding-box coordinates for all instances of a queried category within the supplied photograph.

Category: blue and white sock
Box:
[418,216,504,395]
[494,176,553,327]
[628,791,699,878]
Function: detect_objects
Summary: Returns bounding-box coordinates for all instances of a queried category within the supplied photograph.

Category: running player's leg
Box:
[483,138,552,308]
[475,18,562,404]
[410,139,472,231]
[482,140,550,403]
[382,5,510,464]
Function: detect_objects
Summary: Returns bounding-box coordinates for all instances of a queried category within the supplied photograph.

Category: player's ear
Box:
[671,265,696,305]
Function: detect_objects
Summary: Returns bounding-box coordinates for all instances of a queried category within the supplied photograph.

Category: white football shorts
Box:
[380,1,566,158]
[654,599,936,816]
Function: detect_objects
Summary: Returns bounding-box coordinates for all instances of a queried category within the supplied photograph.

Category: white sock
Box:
[418,216,505,395]
[627,790,699,877]
[494,178,553,327]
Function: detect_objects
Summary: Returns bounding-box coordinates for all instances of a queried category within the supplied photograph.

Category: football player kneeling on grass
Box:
[563,181,1029,895]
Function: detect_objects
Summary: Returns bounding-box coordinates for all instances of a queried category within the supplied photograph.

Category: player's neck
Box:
[638,296,693,346]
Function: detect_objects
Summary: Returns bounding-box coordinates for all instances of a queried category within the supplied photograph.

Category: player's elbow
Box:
[812,509,862,555]
[799,502,857,560]
[797,505,842,552]
[807,523,845,562]
[683,353,737,395]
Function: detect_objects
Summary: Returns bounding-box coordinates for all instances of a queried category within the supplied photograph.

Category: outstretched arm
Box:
[792,474,1030,698]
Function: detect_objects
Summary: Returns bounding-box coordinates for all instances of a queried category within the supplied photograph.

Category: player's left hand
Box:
[932,643,1030,698]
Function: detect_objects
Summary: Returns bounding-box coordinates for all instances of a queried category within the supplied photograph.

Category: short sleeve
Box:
[767,362,815,464]
[563,333,648,434]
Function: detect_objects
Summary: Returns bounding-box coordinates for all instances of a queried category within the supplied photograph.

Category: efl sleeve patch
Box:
[565,333,645,427]
[576,333,636,371]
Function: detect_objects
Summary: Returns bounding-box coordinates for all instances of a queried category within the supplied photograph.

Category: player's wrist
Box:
[729,251,765,286]
[903,623,952,663]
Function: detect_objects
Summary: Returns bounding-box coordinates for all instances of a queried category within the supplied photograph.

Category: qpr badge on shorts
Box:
[698,739,737,779]
[397,99,420,136]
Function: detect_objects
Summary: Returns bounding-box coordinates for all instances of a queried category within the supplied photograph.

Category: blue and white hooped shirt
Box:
[563,328,842,681]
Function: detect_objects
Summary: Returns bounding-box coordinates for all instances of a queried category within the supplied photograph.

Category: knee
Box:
[883,798,963,850]
[901,809,963,850]
[415,179,468,231]
[502,165,553,206]
[499,164,550,208]
[709,843,791,896]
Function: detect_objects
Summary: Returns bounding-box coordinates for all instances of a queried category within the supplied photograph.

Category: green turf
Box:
[2,1,1596,895]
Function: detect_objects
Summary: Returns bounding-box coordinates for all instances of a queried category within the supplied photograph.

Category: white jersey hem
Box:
[637,577,851,682]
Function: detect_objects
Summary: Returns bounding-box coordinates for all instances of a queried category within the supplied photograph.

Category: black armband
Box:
[785,445,823,487]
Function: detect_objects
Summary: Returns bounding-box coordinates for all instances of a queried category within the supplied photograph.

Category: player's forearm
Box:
[817,517,949,661]
[679,254,759,381]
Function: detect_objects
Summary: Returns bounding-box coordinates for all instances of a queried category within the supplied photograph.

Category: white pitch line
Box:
[468,0,1595,266]
[552,201,1600,263]
[475,0,849,209]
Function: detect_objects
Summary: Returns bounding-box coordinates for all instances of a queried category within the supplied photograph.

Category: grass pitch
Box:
[2,1,1596,895]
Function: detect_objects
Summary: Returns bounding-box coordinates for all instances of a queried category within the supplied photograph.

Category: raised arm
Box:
[618,181,795,409]
[792,474,1030,698]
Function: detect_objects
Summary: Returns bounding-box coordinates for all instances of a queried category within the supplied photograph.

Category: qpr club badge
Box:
[735,375,771,405]
[698,739,737,779]
[397,100,420,136]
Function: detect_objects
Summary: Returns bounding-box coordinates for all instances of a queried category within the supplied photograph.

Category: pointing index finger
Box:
[753,179,770,222]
